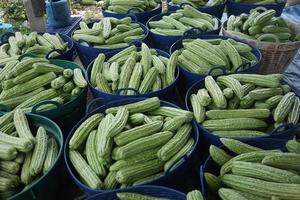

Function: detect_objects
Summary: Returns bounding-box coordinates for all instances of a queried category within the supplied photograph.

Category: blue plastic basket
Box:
[226,0,287,17]
[102,5,162,25]
[167,1,226,19]
[147,12,221,52]
[73,21,149,68]
[200,138,288,199]
[0,58,87,134]
[87,47,180,104]
[64,97,200,196]
[5,112,63,200]
[0,32,75,67]
[170,34,262,97]
[185,77,297,147]
[87,185,186,200]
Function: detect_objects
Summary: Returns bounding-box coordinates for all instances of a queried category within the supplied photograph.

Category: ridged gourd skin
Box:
[106,107,129,138]
[187,190,204,200]
[106,97,160,114]
[21,151,33,185]
[288,97,300,125]
[103,171,118,190]
[220,138,262,154]
[69,113,103,150]
[158,123,192,161]
[164,137,195,171]
[96,113,114,158]
[222,174,300,199]
[205,172,222,193]
[209,145,232,166]
[218,188,248,200]
[205,76,227,109]
[86,130,106,178]
[212,130,268,139]
[220,151,281,176]
[69,150,102,189]
[115,158,163,184]
[29,127,48,176]
[197,88,211,107]
[0,131,34,153]
[116,192,167,200]
[112,131,173,160]
[68,97,196,190]
[202,118,267,131]
[206,109,270,120]
[232,161,300,184]
[43,137,59,174]
[274,92,295,123]
[262,153,300,171]
[286,139,300,154]
[114,120,163,146]
[203,136,300,199]
[0,143,18,161]
[190,94,206,123]
[13,109,35,143]
[109,147,159,172]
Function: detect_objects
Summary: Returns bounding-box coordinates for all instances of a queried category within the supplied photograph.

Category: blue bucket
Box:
[170,34,262,97]
[185,78,297,147]
[200,138,288,199]
[72,21,149,68]
[0,22,13,39]
[146,12,221,52]
[87,47,180,105]
[102,5,162,25]
[0,58,87,134]
[0,32,75,68]
[87,185,186,200]
[64,98,199,196]
[46,0,71,28]
[167,1,227,19]
[226,0,287,17]
[4,112,63,200]
[30,59,87,133]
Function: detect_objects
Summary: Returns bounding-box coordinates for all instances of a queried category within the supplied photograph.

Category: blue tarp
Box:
[283,5,300,96]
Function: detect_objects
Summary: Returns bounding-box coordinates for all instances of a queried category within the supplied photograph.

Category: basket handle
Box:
[179,2,193,8]
[257,34,280,44]
[77,39,92,47]
[30,188,37,199]
[234,62,252,73]
[86,97,106,114]
[208,66,227,75]
[46,49,63,59]
[126,13,138,23]
[0,103,12,112]
[250,6,268,13]
[165,154,188,174]
[116,88,140,95]
[127,7,143,14]
[182,28,203,39]
[128,37,143,46]
[18,52,37,61]
[31,100,62,114]
[0,32,15,43]
[199,165,207,198]
[269,123,293,135]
